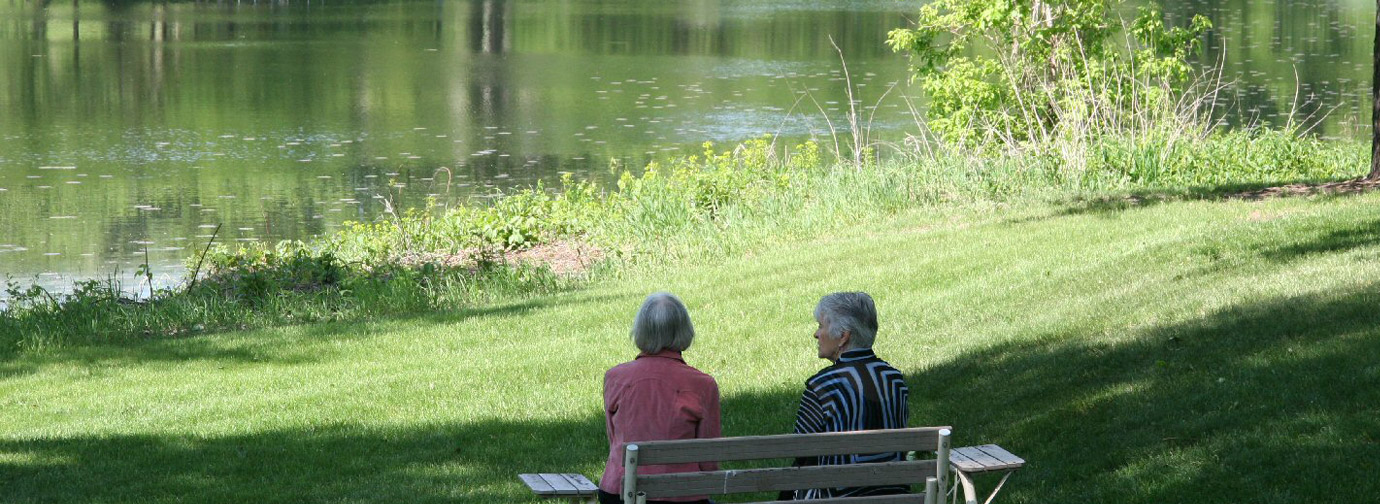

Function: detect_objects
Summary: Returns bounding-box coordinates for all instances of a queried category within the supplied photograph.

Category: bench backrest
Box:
[621,427,951,504]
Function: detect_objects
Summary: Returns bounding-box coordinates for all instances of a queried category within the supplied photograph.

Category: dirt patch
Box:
[508,241,607,275]
[395,241,605,275]
[1228,178,1380,201]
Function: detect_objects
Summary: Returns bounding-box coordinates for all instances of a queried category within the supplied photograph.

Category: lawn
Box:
[3,190,1379,503]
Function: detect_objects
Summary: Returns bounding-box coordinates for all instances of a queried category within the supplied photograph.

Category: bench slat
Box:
[539,473,581,495]
[519,474,558,495]
[974,445,1024,467]
[637,460,937,498]
[951,447,1019,472]
[634,427,950,465]
[739,494,926,504]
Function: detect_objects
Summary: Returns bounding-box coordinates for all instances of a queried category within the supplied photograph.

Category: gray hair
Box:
[814,292,878,350]
[631,292,695,354]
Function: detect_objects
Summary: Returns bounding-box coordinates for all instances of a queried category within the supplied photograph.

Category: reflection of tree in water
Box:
[467,0,508,54]
[1164,0,1365,135]
[459,0,516,185]
[464,0,511,121]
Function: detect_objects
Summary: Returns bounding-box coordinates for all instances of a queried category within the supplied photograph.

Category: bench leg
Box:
[956,471,978,504]
[981,472,1014,504]
[954,470,1016,504]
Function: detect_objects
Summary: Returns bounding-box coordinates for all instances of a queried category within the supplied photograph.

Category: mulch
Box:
[1227,177,1380,200]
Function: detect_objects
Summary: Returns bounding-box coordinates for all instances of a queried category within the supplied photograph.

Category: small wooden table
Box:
[947,444,1025,504]
[519,473,600,503]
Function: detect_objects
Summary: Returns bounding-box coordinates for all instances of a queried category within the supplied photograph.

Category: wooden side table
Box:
[518,473,600,503]
[947,444,1025,504]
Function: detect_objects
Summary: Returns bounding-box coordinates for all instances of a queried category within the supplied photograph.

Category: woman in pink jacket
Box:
[598,292,720,504]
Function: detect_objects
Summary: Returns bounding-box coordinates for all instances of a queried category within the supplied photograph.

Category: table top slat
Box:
[952,446,1020,472]
[952,447,999,467]
[947,449,985,472]
[539,473,580,495]
[974,445,1025,467]
[519,474,558,495]
[560,473,599,493]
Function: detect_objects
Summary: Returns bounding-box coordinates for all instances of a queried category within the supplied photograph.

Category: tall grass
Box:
[0,127,1366,353]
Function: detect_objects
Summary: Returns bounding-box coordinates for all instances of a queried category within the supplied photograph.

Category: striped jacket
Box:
[788,348,910,500]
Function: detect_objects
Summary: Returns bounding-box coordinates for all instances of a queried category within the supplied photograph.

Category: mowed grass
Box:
[3,191,1379,503]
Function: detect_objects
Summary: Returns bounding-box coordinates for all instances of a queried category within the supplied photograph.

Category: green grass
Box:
[3,190,1379,503]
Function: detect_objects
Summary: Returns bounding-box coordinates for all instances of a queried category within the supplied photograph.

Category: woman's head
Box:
[631,291,695,354]
[813,291,878,360]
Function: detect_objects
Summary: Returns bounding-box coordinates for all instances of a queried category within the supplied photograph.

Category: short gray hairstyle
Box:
[814,291,879,350]
[631,292,695,354]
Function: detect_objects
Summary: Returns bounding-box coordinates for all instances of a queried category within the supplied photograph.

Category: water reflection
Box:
[0,0,1373,300]
[1165,0,1372,135]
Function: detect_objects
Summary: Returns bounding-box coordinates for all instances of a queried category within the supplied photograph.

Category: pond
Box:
[0,0,1373,299]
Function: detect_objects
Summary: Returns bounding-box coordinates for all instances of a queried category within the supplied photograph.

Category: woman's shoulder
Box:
[682,363,719,387]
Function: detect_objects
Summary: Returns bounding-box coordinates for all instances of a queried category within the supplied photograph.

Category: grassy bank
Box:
[0,130,1365,353]
[2,189,1379,503]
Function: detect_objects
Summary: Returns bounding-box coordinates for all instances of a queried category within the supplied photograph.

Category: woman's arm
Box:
[696,379,722,471]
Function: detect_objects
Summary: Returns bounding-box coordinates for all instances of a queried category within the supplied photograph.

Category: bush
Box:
[886,0,1212,148]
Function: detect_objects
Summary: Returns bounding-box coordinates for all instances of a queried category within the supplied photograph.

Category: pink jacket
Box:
[599,351,721,501]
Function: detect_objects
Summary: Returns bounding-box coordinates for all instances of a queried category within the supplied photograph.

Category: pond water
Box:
[0,0,1373,299]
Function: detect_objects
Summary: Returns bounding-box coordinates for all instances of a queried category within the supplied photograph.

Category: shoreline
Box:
[1,131,1368,353]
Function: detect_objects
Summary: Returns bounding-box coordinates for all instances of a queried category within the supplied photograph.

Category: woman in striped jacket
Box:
[782,291,911,500]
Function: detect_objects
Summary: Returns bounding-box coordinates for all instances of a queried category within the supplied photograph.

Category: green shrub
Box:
[886,0,1212,148]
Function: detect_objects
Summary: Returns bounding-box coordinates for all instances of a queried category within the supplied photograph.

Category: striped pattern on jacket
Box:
[789,348,910,500]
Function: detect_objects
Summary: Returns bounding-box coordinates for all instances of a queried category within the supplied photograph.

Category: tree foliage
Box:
[887,0,1211,148]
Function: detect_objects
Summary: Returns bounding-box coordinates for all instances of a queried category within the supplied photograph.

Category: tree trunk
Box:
[1371,0,1380,179]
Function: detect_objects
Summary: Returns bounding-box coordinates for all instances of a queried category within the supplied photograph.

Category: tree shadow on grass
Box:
[0,291,628,380]
[0,417,604,504]
[1255,218,1380,263]
[1014,178,1377,224]
[4,287,1378,503]
[0,387,796,504]
[916,282,1380,503]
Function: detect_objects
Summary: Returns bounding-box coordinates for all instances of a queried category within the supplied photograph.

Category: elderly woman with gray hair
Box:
[781,291,911,500]
[598,292,720,504]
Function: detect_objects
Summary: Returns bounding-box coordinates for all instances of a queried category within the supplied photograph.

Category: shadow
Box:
[0,417,606,503]
[1257,218,1380,263]
[1039,178,1376,222]
[5,287,1378,502]
[0,377,800,503]
[0,338,302,382]
[0,290,627,380]
[988,177,1378,231]
[911,283,1380,503]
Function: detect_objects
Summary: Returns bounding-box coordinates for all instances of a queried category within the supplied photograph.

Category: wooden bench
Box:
[521,427,952,504]
[622,426,952,504]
